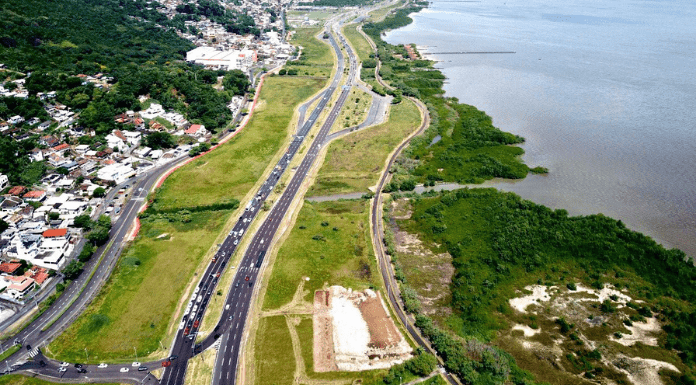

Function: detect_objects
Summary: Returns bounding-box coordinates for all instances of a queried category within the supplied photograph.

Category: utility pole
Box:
[134,346,138,362]
[84,348,88,362]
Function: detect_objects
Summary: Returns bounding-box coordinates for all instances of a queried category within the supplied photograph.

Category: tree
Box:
[72,214,93,229]
[92,187,106,197]
[48,212,60,220]
[145,132,177,150]
[62,260,84,280]
[0,219,8,234]
[87,226,109,246]
[97,214,112,230]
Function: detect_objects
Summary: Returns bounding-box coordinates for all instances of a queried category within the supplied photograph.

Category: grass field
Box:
[262,200,381,311]
[309,98,420,196]
[284,28,334,79]
[368,0,405,22]
[0,375,123,385]
[343,24,373,63]
[254,316,295,385]
[153,76,326,211]
[184,344,216,385]
[332,87,372,133]
[48,210,233,362]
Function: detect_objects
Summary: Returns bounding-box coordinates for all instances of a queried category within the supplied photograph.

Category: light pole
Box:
[134,346,138,363]
[84,348,88,362]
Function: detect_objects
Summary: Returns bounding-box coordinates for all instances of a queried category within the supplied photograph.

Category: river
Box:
[384,0,696,256]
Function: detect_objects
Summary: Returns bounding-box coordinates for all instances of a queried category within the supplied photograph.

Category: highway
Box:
[160,23,357,385]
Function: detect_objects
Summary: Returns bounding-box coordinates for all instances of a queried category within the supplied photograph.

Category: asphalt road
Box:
[0,156,192,378]
[159,26,356,385]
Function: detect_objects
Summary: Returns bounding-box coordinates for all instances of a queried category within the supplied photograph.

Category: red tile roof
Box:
[53,143,70,151]
[0,262,22,274]
[43,228,68,238]
[23,190,45,199]
[24,267,49,285]
[8,186,26,196]
[185,124,202,134]
[114,130,127,141]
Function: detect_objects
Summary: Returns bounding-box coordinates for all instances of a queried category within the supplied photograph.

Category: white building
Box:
[97,163,135,184]
[186,47,257,71]
[0,174,8,190]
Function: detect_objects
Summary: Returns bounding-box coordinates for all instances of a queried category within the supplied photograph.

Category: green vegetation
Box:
[361,6,537,187]
[145,132,177,150]
[283,28,334,79]
[0,344,20,362]
[0,375,122,385]
[0,135,46,185]
[262,200,380,310]
[254,316,295,385]
[174,0,258,36]
[153,76,326,211]
[394,188,696,383]
[49,209,233,362]
[343,24,372,63]
[310,98,420,195]
[298,0,377,6]
[383,348,438,385]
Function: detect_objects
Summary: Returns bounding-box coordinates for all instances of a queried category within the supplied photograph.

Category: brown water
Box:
[385,0,696,256]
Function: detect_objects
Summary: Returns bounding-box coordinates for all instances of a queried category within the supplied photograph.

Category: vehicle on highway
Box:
[169,355,178,361]
[225,304,230,310]
[193,319,200,328]
[216,272,221,278]
[234,239,238,245]
[120,367,129,373]
[162,361,171,367]
[132,362,141,367]
[98,363,108,368]
[138,366,148,371]
[245,276,250,281]
[74,363,83,368]
[77,368,87,373]
[60,362,69,367]
[235,282,240,288]
[58,367,67,373]
[212,257,217,262]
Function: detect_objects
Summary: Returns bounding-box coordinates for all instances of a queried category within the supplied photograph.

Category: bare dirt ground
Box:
[359,292,402,349]
[314,289,338,372]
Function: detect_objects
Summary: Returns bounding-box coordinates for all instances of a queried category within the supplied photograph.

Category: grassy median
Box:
[0,375,123,385]
[343,23,373,62]
[253,316,295,385]
[309,98,420,196]
[262,199,381,311]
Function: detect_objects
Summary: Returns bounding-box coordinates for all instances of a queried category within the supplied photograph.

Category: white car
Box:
[98,363,108,369]
[120,367,129,373]
[234,240,238,245]
[58,367,67,373]
[60,362,70,367]
[131,362,141,367]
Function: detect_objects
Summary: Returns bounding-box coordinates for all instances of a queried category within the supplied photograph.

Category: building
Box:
[3,275,35,299]
[97,163,135,184]
[0,261,22,275]
[186,47,257,71]
[23,190,47,202]
[185,124,207,137]
[0,174,8,190]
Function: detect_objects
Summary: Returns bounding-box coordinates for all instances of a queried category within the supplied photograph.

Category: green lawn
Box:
[309,98,421,196]
[262,200,381,310]
[153,75,327,211]
[48,210,233,362]
[284,28,334,79]
[0,375,123,385]
[254,316,295,385]
[343,24,373,63]
[333,87,372,133]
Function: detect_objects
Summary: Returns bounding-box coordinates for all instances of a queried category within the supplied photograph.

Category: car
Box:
[120,367,129,373]
[245,276,250,281]
[229,315,233,320]
[74,363,83,369]
[162,361,171,367]
[234,240,238,245]
[235,282,240,288]
[225,304,230,310]
[216,272,221,278]
[212,257,217,262]
[132,362,141,367]
[98,363,108,369]
[58,367,67,373]
[77,368,87,373]
[60,362,69,367]
[169,355,178,361]
[249,282,253,287]
[138,366,148,371]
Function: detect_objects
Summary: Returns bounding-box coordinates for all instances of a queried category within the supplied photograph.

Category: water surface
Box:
[385,0,696,256]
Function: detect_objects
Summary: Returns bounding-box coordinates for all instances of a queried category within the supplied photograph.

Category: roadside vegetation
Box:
[333,87,372,132]
[254,316,296,385]
[0,375,122,385]
[282,28,335,79]
[262,199,380,310]
[310,98,420,196]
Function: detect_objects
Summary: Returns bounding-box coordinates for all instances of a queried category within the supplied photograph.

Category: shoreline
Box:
[380,2,691,257]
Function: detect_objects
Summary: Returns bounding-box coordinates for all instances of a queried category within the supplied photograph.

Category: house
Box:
[3,275,35,299]
[42,228,70,241]
[75,144,90,154]
[0,262,22,275]
[106,130,128,152]
[123,130,142,145]
[0,196,25,214]
[97,163,135,184]
[52,143,70,154]
[135,147,151,157]
[58,201,87,217]
[37,121,52,131]
[185,124,207,137]
[23,266,49,285]
[134,118,145,130]
[7,116,24,125]
[0,174,8,190]
[6,233,42,261]
[8,186,26,196]
[30,148,44,162]
[23,190,47,202]
[39,135,60,147]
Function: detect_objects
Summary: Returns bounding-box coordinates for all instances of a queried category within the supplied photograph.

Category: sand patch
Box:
[612,355,679,385]
[509,285,555,313]
[512,324,540,337]
[611,317,661,347]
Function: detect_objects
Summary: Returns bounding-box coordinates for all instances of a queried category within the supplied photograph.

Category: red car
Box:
[161,361,171,367]
[193,320,200,328]
[216,272,221,278]
[245,276,250,281]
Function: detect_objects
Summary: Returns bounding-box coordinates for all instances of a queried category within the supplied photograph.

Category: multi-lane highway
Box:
[160,24,357,385]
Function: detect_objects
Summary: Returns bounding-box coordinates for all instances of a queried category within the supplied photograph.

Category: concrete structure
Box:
[0,174,8,190]
[97,163,136,184]
[186,47,257,70]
